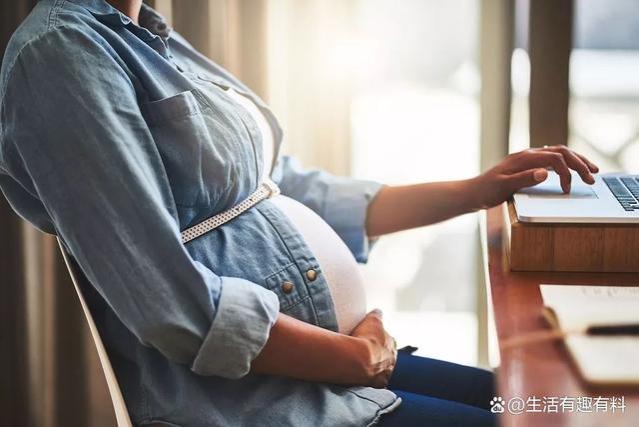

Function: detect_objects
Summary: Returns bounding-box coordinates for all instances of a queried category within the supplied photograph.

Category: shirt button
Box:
[281,281,294,294]
[306,269,317,281]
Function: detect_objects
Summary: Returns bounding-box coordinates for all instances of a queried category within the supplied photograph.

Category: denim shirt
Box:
[0,0,399,425]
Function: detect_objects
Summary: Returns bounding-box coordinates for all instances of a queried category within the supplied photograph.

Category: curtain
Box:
[0,1,268,425]
[0,2,97,426]
[169,0,269,98]
[1,3,114,425]
[265,0,357,176]
[1,1,32,421]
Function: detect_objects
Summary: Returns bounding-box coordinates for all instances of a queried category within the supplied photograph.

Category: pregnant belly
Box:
[269,195,367,334]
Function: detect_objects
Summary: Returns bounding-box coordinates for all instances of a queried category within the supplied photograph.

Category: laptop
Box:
[513,171,639,223]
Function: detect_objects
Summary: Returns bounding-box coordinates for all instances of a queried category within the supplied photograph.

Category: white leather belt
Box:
[181,179,280,244]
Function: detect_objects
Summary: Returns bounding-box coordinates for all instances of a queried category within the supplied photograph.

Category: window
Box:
[268,0,482,365]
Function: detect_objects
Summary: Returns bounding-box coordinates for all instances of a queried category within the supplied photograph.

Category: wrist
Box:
[343,335,376,385]
[461,176,486,212]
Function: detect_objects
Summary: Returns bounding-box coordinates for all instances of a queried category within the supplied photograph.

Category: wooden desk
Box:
[484,204,639,427]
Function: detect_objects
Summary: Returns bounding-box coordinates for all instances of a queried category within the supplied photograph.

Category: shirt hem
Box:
[366,396,403,426]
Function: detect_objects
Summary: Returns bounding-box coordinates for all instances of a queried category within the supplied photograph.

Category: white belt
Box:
[181,179,280,244]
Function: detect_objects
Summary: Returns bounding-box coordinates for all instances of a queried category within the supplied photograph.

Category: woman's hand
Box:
[350,309,398,388]
[470,145,599,209]
[251,311,397,388]
[365,144,600,237]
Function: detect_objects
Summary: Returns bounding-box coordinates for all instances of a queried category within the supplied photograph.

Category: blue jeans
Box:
[378,352,497,426]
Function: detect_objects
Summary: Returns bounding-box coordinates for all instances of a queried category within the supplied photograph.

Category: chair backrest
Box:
[57,238,133,427]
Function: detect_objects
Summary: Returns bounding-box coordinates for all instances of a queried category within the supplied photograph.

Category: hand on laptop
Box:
[472,145,599,208]
[365,145,600,236]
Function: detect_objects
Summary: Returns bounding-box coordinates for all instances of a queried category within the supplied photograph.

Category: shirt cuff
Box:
[191,277,280,378]
[323,179,384,263]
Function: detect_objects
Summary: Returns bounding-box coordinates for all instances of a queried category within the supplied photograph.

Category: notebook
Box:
[540,284,639,385]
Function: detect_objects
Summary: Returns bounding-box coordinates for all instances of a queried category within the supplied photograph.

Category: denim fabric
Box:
[0,1,396,425]
[379,353,496,426]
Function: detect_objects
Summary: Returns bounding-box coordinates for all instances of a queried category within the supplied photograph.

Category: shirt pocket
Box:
[141,89,257,210]
[264,262,311,313]
[142,89,203,123]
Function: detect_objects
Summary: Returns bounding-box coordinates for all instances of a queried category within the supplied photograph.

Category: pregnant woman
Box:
[0,1,598,426]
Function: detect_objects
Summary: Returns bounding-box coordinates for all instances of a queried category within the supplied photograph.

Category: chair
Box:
[57,238,133,427]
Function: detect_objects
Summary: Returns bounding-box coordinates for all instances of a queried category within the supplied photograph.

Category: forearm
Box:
[365,179,480,237]
[365,145,601,237]
[251,313,370,385]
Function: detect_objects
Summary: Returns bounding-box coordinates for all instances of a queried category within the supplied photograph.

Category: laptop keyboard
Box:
[603,176,639,211]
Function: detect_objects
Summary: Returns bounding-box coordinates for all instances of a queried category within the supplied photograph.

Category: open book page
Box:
[540,284,639,385]
[540,285,639,331]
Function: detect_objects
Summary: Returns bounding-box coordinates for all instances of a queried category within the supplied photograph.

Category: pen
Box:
[587,324,639,335]
[501,324,639,350]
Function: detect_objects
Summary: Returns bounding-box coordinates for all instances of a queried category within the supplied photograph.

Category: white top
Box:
[225,88,367,333]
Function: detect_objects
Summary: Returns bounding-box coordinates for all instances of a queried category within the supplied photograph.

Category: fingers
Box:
[539,146,595,184]
[352,315,397,388]
[369,308,383,319]
[541,145,599,173]
[534,168,549,182]
[354,308,382,328]
[371,366,395,388]
[372,334,398,388]
[507,146,600,193]
[388,335,398,364]
[513,151,572,192]
[574,152,599,173]
[505,168,548,193]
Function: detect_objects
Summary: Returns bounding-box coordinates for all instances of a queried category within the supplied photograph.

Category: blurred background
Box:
[2,0,639,425]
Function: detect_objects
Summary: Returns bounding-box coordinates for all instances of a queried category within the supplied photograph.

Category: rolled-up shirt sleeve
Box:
[272,156,384,263]
[0,27,278,379]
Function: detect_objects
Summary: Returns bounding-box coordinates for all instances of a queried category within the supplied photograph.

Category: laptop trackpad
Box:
[519,182,598,199]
